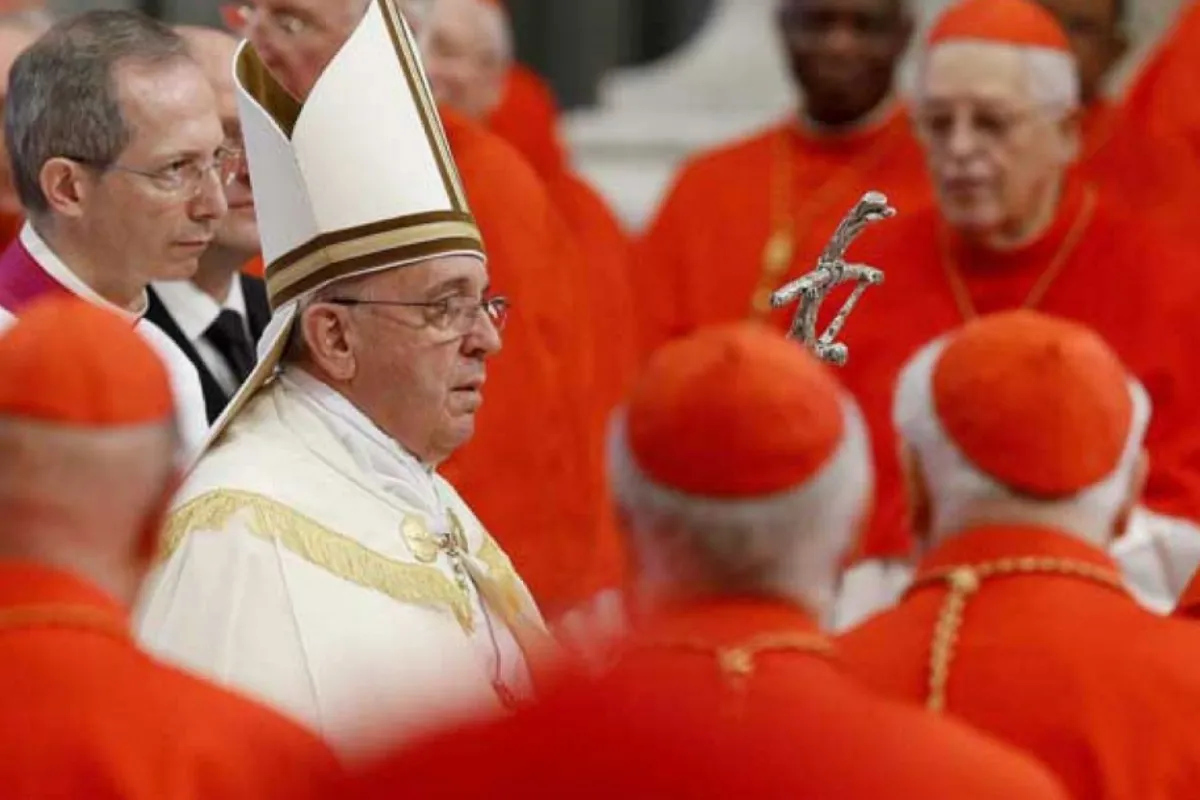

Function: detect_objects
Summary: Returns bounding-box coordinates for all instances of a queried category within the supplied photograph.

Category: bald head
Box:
[419,0,511,120]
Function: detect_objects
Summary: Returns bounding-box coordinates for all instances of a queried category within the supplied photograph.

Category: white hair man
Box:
[826,0,1200,627]
[134,0,548,760]
[841,309,1200,798]
[323,321,1070,799]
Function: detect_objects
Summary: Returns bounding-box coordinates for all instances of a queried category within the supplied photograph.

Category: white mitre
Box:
[202,0,484,455]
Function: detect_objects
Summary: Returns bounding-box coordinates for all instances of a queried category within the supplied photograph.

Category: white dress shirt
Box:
[152,277,250,396]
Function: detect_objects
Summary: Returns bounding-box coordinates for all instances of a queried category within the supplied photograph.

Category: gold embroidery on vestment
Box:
[912,557,1125,713]
[163,489,475,631]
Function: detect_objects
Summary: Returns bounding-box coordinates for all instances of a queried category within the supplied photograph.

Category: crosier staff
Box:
[771,191,895,366]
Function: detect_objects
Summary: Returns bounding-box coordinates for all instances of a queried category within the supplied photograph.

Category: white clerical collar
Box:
[279,369,446,515]
[152,276,248,344]
[20,222,149,320]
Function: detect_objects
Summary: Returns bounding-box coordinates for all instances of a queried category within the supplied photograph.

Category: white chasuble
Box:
[134,371,543,759]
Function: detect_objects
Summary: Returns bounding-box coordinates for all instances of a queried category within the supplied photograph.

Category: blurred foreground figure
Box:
[832,0,1200,624]
[146,25,270,424]
[841,310,1200,799]
[136,0,548,760]
[0,11,225,456]
[634,0,932,355]
[0,297,339,799]
[332,324,1068,800]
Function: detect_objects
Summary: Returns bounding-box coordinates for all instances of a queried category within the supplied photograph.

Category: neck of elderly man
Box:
[285,254,501,468]
[0,415,179,607]
[916,39,1083,251]
[902,441,1148,555]
[612,442,871,626]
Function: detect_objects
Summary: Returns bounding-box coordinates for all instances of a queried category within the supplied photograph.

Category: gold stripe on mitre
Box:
[265,210,484,310]
[233,0,486,311]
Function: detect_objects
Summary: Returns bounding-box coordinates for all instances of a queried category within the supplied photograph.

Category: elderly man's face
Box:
[915,44,1079,238]
[243,0,366,100]
[419,0,507,120]
[74,58,228,287]
[335,254,502,464]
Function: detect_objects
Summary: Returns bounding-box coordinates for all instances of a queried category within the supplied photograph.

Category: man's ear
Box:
[898,438,933,550]
[299,303,358,383]
[1112,449,1149,540]
[39,157,91,219]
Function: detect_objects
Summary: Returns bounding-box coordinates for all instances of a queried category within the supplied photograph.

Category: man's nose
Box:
[191,169,229,221]
[465,308,503,357]
[946,116,981,159]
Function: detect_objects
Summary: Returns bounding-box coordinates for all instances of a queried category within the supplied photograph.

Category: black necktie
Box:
[204,309,256,384]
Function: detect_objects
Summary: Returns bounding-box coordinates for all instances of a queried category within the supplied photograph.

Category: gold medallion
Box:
[401,515,440,564]
[761,229,794,276]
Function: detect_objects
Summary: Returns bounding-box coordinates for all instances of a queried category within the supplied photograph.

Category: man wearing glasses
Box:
[136,0,548,760]
[828,0,1200,629]
[0,10,229,456]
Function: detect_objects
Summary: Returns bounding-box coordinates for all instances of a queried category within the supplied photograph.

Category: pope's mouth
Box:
[452,377,485,396]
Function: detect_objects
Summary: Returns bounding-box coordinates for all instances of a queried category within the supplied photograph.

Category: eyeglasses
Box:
[327,294,510,335]
[64,147,243,199]
[913,106,1048,150]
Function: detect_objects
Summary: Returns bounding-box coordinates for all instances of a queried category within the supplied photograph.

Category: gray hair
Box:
[609,398,874,615]
[893,335,1150,546]
[5,10,190,216]
[914,41,1080,113]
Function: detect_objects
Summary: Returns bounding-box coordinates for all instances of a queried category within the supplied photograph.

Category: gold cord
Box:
[638,631,833,719]
[911,557,1124,713]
